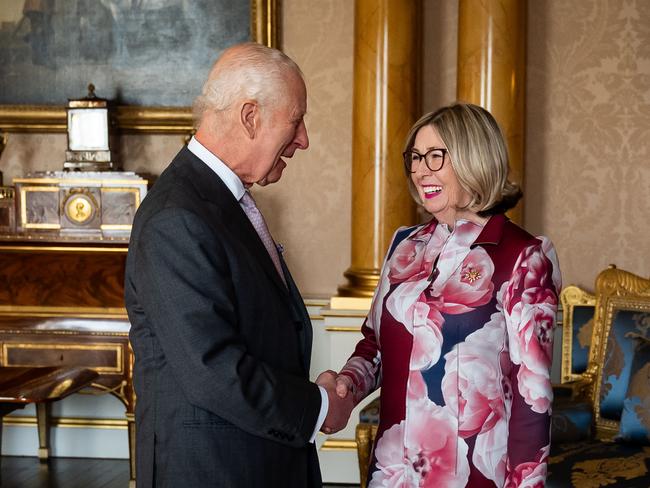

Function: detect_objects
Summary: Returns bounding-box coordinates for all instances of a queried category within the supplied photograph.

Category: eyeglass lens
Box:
[404,148,446,172]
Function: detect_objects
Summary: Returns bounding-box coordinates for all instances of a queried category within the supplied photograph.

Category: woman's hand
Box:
[335,374,354,399]
[316,370,355,434]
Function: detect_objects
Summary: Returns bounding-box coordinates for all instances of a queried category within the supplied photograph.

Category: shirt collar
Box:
[187,136,246,201]
[407,215,501,245]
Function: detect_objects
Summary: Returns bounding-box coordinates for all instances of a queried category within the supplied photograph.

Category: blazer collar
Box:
[471,214,507,247]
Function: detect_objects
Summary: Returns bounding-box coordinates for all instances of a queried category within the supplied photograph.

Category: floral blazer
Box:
[340,215,561,487]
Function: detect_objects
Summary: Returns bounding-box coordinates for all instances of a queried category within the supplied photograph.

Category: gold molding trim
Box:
[15,178,149,186]
[252,0,279,49]
[0,1,279,134]
[324,327,362,333]
[100,224,132,231]
[320,439,357,451]
[4,415,127,430]
[101,187,142,210]
[559,285,595,383]
[20,186,61,230]
[0,245,127,253]
[0,305,127,318]
[2,343,124,374]
[0,329,129,338]
[322,309,368,318]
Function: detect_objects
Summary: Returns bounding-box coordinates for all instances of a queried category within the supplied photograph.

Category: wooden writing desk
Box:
[0,237,135,486]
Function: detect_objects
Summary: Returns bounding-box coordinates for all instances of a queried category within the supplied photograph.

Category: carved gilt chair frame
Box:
[560,285,596,384]
[587,267,650,439]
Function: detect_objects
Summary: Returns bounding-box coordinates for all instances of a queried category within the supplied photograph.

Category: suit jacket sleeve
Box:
[132,207,321,447]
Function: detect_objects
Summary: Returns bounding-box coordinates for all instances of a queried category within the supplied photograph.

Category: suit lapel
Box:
[173,148,291,301]
[280,255,313,374]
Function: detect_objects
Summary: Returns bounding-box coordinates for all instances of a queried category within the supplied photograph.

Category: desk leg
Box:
[36,403,51,462]
[0,414,3,481]
[127,412,136,488]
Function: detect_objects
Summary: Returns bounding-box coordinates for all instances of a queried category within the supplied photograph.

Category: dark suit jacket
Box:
[125,147,322,487]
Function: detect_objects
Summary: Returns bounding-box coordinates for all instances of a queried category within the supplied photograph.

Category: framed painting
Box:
[0,0,278,133]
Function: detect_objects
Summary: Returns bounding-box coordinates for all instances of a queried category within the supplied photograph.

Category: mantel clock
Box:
[64,84,116,171]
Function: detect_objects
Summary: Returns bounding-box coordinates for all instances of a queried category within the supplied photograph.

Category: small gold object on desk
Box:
[0,187,16,234]
[12,171,147,241]
[65,84,116,171]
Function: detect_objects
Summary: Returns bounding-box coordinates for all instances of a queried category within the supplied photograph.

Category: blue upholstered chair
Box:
[547,267,650,488]
[549,286,596,444]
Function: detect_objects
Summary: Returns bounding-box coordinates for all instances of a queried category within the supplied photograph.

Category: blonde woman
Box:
[335,103,561,487]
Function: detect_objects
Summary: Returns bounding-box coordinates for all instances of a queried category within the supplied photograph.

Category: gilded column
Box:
[337,0,419,299]
[457,0,526,224]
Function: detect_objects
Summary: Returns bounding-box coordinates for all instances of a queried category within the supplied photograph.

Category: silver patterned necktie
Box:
[240,191,287,286]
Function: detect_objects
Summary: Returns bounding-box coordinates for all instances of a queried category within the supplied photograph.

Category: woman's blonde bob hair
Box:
[404,102,522,216]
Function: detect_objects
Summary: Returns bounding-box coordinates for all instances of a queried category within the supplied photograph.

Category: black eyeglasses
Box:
[403,148,448,173]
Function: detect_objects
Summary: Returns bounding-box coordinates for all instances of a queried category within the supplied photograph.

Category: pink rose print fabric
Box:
[502,238,558,414]
[371,399,470,487]
[339,215,561,487]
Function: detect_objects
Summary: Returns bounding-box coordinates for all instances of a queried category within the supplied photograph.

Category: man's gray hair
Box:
[193,42,303,127]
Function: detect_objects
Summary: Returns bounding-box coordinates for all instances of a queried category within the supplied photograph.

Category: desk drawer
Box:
[1,343,124,374]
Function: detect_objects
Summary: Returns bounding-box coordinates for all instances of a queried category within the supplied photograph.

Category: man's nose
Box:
[294,120,309,150]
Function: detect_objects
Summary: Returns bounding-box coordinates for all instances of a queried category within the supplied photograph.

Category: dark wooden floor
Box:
[0,456,359,487]
[0,456,129,488]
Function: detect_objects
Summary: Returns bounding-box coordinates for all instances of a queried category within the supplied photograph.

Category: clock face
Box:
[64,193,95,225]
[67,108,109,151]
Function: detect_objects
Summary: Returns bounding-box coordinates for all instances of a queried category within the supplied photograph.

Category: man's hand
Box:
[316,370,355,434]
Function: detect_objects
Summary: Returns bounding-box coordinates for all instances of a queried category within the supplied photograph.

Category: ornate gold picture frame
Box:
[0,0,279,134]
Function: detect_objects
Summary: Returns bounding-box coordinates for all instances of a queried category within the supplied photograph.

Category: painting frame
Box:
[0,0,279,134]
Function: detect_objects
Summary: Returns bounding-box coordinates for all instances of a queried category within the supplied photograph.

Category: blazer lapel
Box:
[173,148,291,300]
[280,254,313,374]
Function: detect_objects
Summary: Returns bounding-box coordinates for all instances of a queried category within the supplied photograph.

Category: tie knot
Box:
[240,190,256,209]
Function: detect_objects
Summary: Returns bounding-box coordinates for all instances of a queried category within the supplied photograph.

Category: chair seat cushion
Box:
[548,439,650,487]
[551,401,593,443]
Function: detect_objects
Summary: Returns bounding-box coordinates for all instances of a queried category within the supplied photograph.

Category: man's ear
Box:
[241,101,258,139]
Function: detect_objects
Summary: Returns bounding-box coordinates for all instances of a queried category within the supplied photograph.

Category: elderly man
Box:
[125,43,353,487]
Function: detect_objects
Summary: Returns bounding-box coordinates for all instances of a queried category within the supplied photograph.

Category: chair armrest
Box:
[553,373,594,404]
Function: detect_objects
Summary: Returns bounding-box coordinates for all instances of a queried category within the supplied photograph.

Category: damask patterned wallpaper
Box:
[0,0,647,295]
[526,0,650,289]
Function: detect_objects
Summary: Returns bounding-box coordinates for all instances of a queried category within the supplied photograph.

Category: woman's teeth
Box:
[423,185,442,199]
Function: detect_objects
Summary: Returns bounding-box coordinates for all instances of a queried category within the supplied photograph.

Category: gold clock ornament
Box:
[62,189,98,227]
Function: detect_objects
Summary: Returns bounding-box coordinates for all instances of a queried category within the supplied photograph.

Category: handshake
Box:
[316,370,355,434]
